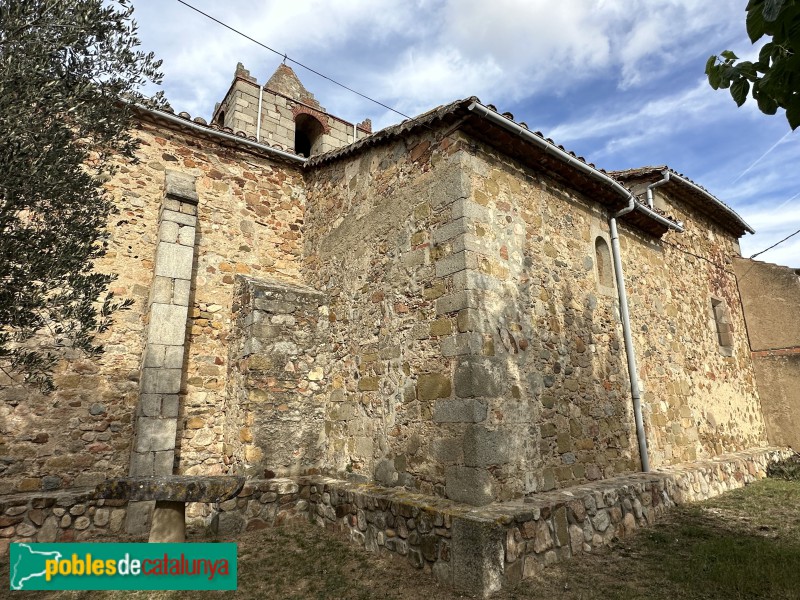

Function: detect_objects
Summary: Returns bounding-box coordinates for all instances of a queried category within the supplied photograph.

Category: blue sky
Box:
[131,0,799,267]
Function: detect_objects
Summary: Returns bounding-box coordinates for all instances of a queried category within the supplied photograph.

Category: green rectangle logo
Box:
[9,543,237,591]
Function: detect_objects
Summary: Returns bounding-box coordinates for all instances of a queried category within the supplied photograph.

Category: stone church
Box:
[2,61,797,591]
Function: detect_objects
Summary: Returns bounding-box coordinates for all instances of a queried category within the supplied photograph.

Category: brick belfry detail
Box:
[126,170,199,533]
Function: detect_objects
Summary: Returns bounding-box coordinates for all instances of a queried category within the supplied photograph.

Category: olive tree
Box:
[0,0,164,390]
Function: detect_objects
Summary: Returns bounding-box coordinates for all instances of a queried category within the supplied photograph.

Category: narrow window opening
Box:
[711,298,733,351]
[595,237,613,287]
[215,110,225,127]
[294,113,324,157]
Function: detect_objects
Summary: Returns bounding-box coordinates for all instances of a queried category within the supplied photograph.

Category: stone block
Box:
[154,242,195,279]
[159,220,179,243]
[177,225,196,246]
[129,450,154,477]
[143,345,166,368]
[453,271,500,292]
[446,466,494,506]
[428,161,471,208]
[442,332,483,357]
[433,398,487,423]
[432,437,464,463]
[140,394,161,417]
[165,170,199,203]
[417,373,452,401]
[463,426,510,467]
[126,501,155,536]
[135,417,177,453]
[452,233,493,256]
[161,395,179,418]
[154,450,175,476]
[451,517,504,595]
[38,516,58,543]
[454,357,504,398]
[432,217,469,244]
[160,209,196,227]
[358,377,379,392]
[436,290,480,315]
[451,198,491,222]
[164,346,185,369]
[457,309,480,332]
[147,303,189,346]
[170,278,190,307]
[151,277,173,305]
[435,251,477,278]
[140,368,182,395]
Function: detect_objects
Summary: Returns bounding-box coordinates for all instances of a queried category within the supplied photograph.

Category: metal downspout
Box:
[255,85,264,142]
[609,204,650,472]
[465,101,657,472]
[646,171,670,208]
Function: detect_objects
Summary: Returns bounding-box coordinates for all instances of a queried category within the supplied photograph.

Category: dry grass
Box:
[3,478,800,599]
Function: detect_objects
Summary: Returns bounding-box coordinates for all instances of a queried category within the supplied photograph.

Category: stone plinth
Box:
[96,476,244,543]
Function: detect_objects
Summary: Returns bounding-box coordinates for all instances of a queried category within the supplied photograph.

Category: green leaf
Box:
[747,4,768,41]
[707,64,723,89]
[731,78,751,106]
[737,61,759,79]
[762,0,785,22]
[759,42,775,66]
[721,50,739,60]
[705,55,718,75]
[755,89,780,114]
[786,95,800,129]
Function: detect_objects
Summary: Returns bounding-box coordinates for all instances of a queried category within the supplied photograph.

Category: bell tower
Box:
[212,62,371,157]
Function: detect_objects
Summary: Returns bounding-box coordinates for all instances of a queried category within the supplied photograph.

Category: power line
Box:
[175,0,414,122]
[750,227,800,259]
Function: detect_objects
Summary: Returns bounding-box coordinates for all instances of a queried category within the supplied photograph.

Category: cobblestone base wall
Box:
[0,447,790,595]
[0,489,127,557]
[204,446,793,596]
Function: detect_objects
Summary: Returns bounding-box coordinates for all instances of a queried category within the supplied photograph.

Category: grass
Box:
[3,478,800,599]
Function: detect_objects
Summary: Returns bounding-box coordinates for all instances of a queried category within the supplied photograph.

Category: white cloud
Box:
[546,79,725,153]
[129,0,799,269]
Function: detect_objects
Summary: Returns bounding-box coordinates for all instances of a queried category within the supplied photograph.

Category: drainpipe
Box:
[609,204,650,472]
[255,85,264,142]
[646,171,670,208]
[465,101,679,472]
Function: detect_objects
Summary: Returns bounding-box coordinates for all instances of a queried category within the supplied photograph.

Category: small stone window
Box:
[294,113,324,157]
[711,297,733,354]
[595,236,613,288]
[214,110,225,127]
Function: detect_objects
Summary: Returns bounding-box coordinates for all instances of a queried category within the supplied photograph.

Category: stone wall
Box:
[304,130,475,496]
[623,193,767,466]
[450,140,767,496]
[226,276,331,476]
[0,488,128,557]
[302,123,768,506]
[0,116,306,495]
[733,257,800,449]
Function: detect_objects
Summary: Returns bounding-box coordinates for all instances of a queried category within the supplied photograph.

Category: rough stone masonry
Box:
[1,62,794,594]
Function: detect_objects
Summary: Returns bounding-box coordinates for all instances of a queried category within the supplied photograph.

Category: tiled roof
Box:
[132,104,306,163]
[610,166,754,236]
